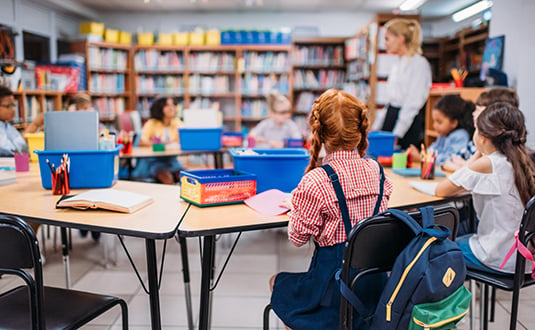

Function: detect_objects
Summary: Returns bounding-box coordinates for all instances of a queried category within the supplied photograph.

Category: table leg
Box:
[199,235,216,330]
[178,236,195,330]
[60,227,71,288]
[145,239,162,330]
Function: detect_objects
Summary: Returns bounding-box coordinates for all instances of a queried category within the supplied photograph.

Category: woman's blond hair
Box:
[307,89,369,172]
[267,90,291,112]
[385,18,423,56]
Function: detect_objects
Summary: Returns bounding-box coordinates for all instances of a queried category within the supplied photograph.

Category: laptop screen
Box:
[44,111,100,150]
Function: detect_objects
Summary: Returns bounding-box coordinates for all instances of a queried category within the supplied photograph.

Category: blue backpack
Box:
[339,206,472,329]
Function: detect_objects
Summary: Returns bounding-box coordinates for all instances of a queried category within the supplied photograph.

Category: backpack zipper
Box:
[412,309,469,329]
[386,236,437,322]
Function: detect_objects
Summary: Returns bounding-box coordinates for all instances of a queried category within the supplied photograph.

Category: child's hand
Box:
[269,140,284,148]
[407,145,421,163]
[441,160,462,172]
[450,154,467,165]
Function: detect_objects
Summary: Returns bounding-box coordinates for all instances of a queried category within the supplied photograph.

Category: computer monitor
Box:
[44,111,100,150]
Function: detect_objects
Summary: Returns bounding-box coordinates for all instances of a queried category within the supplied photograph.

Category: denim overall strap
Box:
[321,162,385,236]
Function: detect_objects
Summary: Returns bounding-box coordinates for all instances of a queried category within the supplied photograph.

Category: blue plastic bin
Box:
[230,148,310,193]
[179,127,223,151]
[35,147,120,189]
[367,131,397,157]
[220,30,235,45]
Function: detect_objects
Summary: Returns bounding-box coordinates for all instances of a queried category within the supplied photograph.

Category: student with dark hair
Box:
[0,85,27,156]
[436,102,535,274]
[409,94,475,165]
[132,97,183,184]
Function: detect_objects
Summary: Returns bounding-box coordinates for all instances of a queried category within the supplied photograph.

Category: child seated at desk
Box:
[132,97,183,185]
[248,91,301,148]
[269,89,393,329]
[435,102,535,274]
[409,94,474,166]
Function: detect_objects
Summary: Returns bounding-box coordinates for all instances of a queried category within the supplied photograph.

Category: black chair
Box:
[467,195,535,330]
[339,205,459,330]
[263,205,459,330]
[0,214,128,329]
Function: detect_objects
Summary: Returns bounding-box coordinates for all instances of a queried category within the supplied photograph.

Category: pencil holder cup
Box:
[14,152,30,172]
[51,169,70,195]
[392,152,408,169]
[420,160,435,180]
[118,139,132,155]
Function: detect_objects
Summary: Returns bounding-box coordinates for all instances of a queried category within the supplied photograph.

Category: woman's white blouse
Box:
[449,152,528,273]
[386,53,432,138]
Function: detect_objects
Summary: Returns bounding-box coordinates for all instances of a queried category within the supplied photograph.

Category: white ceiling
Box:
[66,0,480,19]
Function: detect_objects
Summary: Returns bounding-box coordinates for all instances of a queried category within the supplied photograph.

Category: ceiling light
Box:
[452,1,493,22]
[399,0,427,11]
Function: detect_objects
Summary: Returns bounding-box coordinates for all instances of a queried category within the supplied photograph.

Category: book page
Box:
[244,189,291,216]
[58,189,154,213]
[408,181,438,196]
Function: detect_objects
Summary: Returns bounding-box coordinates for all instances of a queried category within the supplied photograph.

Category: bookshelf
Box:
[291,37,346,130]
[133,45,186,118]
[344,26,371,109]
[71,41,133,122]
[12,90,63,129]
[426,24,489,82]
[238,45,292,130]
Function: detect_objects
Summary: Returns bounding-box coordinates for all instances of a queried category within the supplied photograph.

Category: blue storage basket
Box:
[230,148,310,193]
[35,147,120,189]
[367,131,397,157]
[179,127,223,151]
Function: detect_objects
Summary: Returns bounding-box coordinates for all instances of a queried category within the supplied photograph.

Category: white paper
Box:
[409,181,438,196]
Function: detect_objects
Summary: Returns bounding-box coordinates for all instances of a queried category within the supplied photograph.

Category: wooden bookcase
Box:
[424,87,486,146]
[70,41,133,122]
[12,90,63,129]
[423,24,489,83]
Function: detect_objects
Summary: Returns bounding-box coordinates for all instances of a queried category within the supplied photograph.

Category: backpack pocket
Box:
[409,285,471,330]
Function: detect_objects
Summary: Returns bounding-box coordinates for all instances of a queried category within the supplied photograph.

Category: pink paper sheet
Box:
[244,189,291,216]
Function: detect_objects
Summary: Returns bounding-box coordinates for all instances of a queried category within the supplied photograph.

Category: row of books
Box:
[136,75,184,95]
[345,35,368,61]
[292,46,344,66]
[188,75,232,94]
[88,47,128,71]
[241,51,290,72]
[189,52,235,72]
[93,97,126,119]
[347,60,370,81]
[89,73,126,94]
[294,92,321,112]
[241,100,269,118]
[241,74,289,95]
[134,50,184,71]
[343,81,370,103]
[293,70,346,89]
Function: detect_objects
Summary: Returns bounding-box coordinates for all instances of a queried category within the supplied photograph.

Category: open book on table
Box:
[56,189,154,214]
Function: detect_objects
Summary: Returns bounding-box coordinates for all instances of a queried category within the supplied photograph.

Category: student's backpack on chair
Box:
[339,206,472,329]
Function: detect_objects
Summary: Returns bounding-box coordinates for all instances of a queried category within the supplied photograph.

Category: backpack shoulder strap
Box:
[387,209,422,235]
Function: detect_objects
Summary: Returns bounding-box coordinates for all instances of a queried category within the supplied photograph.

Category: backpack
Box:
[338,206,472,329]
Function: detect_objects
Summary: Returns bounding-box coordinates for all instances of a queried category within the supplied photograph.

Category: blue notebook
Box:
[392,168,446,177]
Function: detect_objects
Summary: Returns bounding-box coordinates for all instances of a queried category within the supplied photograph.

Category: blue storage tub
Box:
[230,148,310,193]
[367,131,397,157]
[35,147,120,189]
[220,30,235,45]
[179,127,223,151]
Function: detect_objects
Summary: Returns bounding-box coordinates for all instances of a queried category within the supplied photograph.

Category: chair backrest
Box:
[339,205,459,329]
[118,112,135,133]
[0,214,45,328]
[514,195,535,286]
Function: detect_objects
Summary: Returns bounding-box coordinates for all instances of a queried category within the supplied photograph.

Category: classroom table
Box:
[177,167,470,330]
[0,165,190,330]
[119,144,225,169]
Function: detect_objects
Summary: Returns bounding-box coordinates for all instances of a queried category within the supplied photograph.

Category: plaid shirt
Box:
[288,150,393,247]
[455,141,477,160]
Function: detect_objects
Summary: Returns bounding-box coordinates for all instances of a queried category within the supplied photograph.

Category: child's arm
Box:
[408,144,421,163]
[288,177,324,247]
[24,112,44,134]
[436,154,492,197]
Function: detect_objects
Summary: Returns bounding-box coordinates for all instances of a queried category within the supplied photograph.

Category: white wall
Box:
[99,11,373,37]
[489,0,535,148]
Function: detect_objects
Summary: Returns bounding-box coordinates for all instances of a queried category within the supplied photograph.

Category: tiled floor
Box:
[1,226,534,329]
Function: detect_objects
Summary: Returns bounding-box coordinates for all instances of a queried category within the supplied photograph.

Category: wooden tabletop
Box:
[0,165,189,239]
[178,167,451,236]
